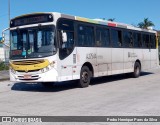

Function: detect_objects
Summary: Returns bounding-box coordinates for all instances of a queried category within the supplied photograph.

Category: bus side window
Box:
[111,29,122,48]
[137,33,143,48]
[118,31,122,47]
[96,28,110,47]
[123,31,133,48]
[102,29,110,47]
[146,34,150,48]
[77,25,85,46]
[96,28,102,47]
[150,35,156,49]
[138,33,142,48]
[134,33,142,48]
[143,34,150,48]
[77,25,95,47]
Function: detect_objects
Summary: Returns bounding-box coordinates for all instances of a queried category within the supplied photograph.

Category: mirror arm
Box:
[1,28,10,47]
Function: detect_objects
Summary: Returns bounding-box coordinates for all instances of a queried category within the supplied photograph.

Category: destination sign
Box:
[10,14,53,27]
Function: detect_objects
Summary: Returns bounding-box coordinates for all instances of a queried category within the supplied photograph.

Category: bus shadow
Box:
[11,72,153,92]
[91,72,153,85]
[11,81,78,92]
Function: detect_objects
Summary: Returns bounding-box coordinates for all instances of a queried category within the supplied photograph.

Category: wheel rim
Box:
[82,71,89,83]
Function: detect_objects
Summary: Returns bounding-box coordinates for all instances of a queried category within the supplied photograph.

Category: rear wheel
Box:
[78,66,91,88]
[41,82,55,88]
[133,62,141,78]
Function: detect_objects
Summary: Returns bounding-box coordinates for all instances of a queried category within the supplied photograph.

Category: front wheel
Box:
[78,66,91,88]
[132,62,141,78]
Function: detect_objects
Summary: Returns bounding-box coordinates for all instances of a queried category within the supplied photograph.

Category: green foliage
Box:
[0,61,9,71]
[138,18,155,29]
[108,18,115,22]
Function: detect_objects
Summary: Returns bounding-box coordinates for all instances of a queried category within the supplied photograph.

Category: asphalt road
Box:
[0,68,160,125]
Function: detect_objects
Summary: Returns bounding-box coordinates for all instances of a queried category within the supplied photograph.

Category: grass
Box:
[0,61,9,71]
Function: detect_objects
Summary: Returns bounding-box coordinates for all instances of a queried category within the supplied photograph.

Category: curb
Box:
[0,70,9,81]
[0,78,10,82]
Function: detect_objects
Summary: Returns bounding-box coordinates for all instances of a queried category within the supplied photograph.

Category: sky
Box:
[0,0,160,35]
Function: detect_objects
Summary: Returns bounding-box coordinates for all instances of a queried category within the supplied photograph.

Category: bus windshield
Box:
[10,25,56,59]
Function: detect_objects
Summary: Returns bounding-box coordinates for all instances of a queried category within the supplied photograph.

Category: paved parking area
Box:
[0,68,160,125]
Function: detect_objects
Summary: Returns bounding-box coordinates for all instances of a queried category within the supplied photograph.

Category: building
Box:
[0,36,9,63]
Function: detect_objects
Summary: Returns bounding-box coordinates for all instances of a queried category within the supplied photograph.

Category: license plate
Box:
[24,74,32,79]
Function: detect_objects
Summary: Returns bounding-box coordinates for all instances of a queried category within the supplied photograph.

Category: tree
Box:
[108,18,115,22]
[138,18,155,29]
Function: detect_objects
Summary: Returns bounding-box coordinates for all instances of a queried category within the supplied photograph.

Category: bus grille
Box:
[12,60,45,65]
[18,75,40,80]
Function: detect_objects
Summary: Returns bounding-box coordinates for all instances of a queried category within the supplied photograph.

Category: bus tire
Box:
[79,66,91,88]
[133,62,141,78]
[41,82,55,88]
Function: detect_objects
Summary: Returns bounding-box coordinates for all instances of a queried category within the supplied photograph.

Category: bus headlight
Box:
[41,61,55,73]
[50,61,55,67]
[46,66,49,71]
[41,66,50,73]
[41,68,45,73]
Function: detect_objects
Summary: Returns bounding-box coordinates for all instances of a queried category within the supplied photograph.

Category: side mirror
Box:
[0,28,10,47]
[1,28,9,43]
[61,31,67,43]
[0,37,2,43]
[2,33,5,42]
[0,37,4,43]
[0,33,5,43]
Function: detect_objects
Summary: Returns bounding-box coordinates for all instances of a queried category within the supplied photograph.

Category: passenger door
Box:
[57,19,76,81]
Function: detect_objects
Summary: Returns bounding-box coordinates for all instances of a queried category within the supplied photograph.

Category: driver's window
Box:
[62,31,74,49]
[57,19,75,60]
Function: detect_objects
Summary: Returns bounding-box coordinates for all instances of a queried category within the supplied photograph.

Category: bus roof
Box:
[11,12,157,34]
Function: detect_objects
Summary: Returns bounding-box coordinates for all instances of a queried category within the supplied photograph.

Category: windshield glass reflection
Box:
[10,25,56,59]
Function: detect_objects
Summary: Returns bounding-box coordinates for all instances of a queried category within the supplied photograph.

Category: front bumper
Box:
[10,68,59,82]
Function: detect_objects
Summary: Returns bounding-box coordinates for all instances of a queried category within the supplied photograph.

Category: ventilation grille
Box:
[12,60,45,65]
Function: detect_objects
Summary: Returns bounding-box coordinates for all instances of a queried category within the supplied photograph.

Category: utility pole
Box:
[8,0,10,26]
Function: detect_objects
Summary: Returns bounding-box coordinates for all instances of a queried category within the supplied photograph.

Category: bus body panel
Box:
[111,48,124,75]
[150,49,158,68]
[123,48,134,73]
[58,48,77,81]
[97,47,112,76]
[142,49,151,70]
[76,47,98,77]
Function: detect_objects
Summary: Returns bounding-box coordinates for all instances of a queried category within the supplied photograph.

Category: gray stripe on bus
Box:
[61,14,75,20]
[117,24,127,29]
